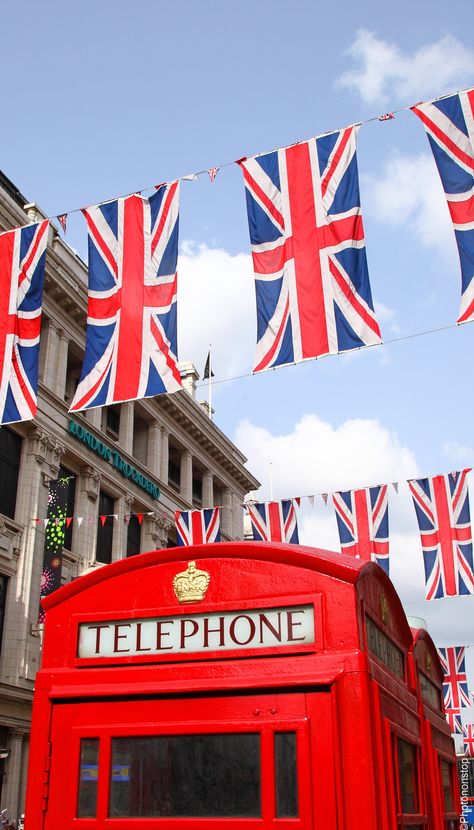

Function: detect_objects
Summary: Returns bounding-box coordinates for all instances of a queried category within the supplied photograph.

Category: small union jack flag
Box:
[208,167,219,182]
[463,724,474,757]
[239,127,381,372]
[247,500,299,544]
[378,112,395,121]
[412,89,474,323]
[70,184,182,412]
[445,707,463,735]
[408,469,474,599]
[57,214,67,234]
[332,485,389,574]
[175,508,221,546]
[438,646,471,709]
[0,221,49,424]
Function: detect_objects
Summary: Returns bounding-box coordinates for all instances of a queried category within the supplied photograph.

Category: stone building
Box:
[0,171,259,816]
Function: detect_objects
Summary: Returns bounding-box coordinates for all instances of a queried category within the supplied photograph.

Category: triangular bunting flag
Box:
[77,517,83,527]
[66,517,73,528]
[136,513,144,525]
[392,482,399,493]
[378,112,395,121]
[294,497,301,507]
[100,515,107,527]
[208,167,219,182]
[321,493,328,506]
[43,519,49,529]
[308,495,315,508]
[57,213,68,233]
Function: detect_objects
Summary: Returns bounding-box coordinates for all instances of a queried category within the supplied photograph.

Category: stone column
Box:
[147,422,162,478]
[54,329,69,399]
[232,492,244,539]
[2,730,24,817]
[180,450,193,505]
[113,495,132,562]
[86,407,102,430]
[5,428,64,683]
[119,401,134,455]
[202,470,213,508]
[75,465,100,570]
[38,319,59,390]
[222,488,233,537]
[160,427,169,485]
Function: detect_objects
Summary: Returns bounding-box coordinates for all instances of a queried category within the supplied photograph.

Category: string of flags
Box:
[0,86,473,424]
[244,467,474,600]
[33,510,158,529]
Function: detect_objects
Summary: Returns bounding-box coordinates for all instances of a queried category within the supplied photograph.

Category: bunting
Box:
[175,508,221,546]
[332,485,389,573]
[239,127,381,373]
[463,724,474,757]
[445,708,463,735]
[412,89,474,323]
[247,500,299,544]
[438,646,471,709]
[408,469,474,599]
[70,184,182,412]
[0,221,49,424]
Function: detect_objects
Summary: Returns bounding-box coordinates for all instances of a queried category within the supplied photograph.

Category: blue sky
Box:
[2,1,474,714]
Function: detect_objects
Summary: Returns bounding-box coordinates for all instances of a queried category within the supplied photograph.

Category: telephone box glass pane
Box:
[77,738,99,817]
[275,732,298,817]
[109,734,260,817]
[441,759,454,811]
[397,738,419,814]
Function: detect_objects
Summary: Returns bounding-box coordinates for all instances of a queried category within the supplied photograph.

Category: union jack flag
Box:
[445,707,463,735]
[70,185,182,412]
[464,724,474,757]
[412,90,474,323]
[332,485,389,574]
[239,127,381,372]
[247,500,299,544]
[438,646,471,709]
[408,469,474,599]
[175,508,221,546]
[0,221,49,424]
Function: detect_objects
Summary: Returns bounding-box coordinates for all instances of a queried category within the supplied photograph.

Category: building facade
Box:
[0,172,260,817]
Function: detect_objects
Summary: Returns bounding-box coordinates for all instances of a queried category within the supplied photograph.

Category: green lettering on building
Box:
[68,420,160,500]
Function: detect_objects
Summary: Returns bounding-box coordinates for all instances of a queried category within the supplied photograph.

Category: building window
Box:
[168,444,181,490]
[126,515,141,557]
[0,428,22,519]
[59,466,76,551]
[96,491,115,564]
[192,473,203,507]
[132,415,148,465]
[64,345,83,403]
[104,407,120,441]
[396,738,419,815]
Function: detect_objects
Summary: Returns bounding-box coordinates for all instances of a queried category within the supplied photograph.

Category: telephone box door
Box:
[44,690,336,829]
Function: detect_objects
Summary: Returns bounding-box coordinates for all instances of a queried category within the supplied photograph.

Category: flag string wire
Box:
[9,85,473,226]
[195,319,473,390]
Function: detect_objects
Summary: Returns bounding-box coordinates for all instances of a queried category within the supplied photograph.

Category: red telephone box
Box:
[408,628,461,830]
[25,541,458,829]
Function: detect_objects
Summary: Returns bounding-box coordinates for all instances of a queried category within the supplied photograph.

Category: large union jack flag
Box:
[412,89,474,323]
[332,485,389,574]
[464,724,474,757]
[239,127,381,372]
[0,221,49,424]
[438,646,471,710]
[445,707,463,735]
[408,469,474,599]
[175,508,221,546]
[247,500,299,544]
[70,184,182,412]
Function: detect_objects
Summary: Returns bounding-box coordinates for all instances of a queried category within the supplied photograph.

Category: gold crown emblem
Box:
[173,561,210,604]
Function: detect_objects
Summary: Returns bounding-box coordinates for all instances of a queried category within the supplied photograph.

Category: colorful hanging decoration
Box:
[412,89,474,324]
[70,184,182,412]
[0,221,49,424]
[57,214,68,234]
[332,485,389,574]
[438,646,472,709]
[208,167,219,182]
[378,112,395,121]
[38,477,70,622]
[247,500,299,544]
[239,127,381,373]
[408,469,474,599]
[175,508,221,546]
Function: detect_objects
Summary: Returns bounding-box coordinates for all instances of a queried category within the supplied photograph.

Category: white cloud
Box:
[178,242,255,382]
[235,414,472,643]
[337,30,474,105]
[363,151,457,259]
[442,441,474,462]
